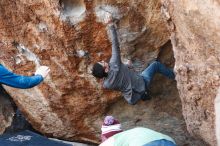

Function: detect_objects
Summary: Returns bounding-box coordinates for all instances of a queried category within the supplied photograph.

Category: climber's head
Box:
[92,61,109,78]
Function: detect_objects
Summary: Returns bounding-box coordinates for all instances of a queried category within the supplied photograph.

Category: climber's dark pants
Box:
[140,61,175,88]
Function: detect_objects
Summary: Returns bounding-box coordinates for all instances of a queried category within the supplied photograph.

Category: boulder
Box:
[0,87,14,134]
[0,0,213,145]
[162,0,220,145]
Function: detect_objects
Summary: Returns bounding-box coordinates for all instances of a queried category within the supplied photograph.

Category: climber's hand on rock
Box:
[35,66,50,78]
[124,59,133,69]
[126,60,132,66]
[103,13,113,24]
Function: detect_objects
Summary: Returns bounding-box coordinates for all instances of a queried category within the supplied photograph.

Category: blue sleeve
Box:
[0,64,44,89]
[108,24,121,65]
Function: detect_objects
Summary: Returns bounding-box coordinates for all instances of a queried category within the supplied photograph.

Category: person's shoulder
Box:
[99,137,115,146]
[103,80,109,89]
[109,62,121,71]
[131,127,149,131]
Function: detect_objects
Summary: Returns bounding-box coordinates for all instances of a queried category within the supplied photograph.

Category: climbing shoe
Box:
[141,92,152,101]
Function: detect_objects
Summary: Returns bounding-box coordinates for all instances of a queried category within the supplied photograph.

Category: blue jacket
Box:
[0,64,43,89]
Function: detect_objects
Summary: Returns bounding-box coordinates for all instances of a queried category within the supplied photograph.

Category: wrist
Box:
[35,74,44,80]
[107,23,114,28]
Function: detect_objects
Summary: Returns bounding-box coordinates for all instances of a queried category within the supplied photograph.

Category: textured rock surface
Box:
[0,0,170,142]
[215,89,220,146]
[0,0,211,145]
[0,86,14,134]
[0,1,115,143]
[162,0,220,145]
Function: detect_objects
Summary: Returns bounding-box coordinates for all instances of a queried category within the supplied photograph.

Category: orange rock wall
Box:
[0,0,218,145]
[0,0,169,143]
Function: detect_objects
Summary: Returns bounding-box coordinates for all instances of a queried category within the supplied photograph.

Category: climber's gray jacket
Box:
[103,24,145,105]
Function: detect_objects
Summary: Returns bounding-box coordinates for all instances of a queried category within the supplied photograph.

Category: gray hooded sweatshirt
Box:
[103,24,145,105]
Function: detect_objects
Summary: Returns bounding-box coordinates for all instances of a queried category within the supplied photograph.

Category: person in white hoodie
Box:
[100,116,176,146]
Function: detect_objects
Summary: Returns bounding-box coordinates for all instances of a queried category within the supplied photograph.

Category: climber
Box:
[0,64,50,88]
[92,13,175,105]
[100,115,176,146]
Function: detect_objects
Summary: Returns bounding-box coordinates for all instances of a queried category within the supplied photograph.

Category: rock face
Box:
[0,86,14,134]
[0,0,216,145]
[161,0,220,145]
[215,89,220,146]
[0,0,170,143]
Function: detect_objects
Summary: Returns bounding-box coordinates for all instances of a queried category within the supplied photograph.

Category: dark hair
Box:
[92,63,108,78]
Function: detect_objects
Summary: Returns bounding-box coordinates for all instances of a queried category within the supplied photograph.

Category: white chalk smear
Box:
[15,43,40,67]
[38,22,48,32]
[60,0,86,25]
[95,5,122,23]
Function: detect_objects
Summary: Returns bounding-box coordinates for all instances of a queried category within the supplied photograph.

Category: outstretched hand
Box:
[126,60,132,66]
[124,59,133,69]
[103,13,113,24]
[35,66,50,78]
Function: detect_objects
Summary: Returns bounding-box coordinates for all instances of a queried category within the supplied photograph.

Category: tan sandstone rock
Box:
[162,0,220,145]
[0,0,212,146]
[0,0,169,142]
[0,87,14,134]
